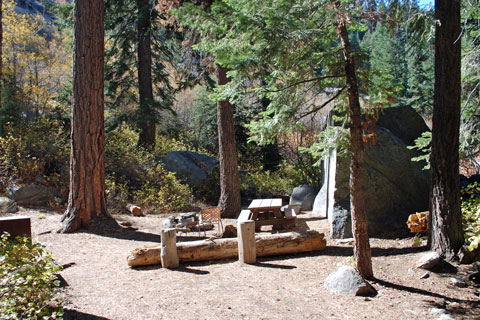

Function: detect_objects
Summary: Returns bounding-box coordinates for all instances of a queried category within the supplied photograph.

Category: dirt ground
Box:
[9,207,480,319]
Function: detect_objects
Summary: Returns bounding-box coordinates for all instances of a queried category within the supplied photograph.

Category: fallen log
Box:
[127,230,326,267]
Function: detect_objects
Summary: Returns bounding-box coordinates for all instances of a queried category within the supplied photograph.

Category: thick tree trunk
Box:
[60,0,114,233]
[136,0,156,149]
[337,16,373,280]
[429,0,463,260]
[216,64,241,218]
[127,230,326,267]
[0,0,3,124]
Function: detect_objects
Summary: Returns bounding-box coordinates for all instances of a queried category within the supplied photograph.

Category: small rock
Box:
[222,225,237,238]
[415,251,441,269]
[0,197,18,213]
[324,265,377,297]
[449,277,467,288]
[430,308,446,315]
[437,314,455,320]
[473,261,480,272]
[420,272,430,279]
[468,271,480,284]
[407,268,415,276]
[457,245,474,264]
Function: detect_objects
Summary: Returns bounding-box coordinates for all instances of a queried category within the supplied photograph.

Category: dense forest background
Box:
[0,0,478,213]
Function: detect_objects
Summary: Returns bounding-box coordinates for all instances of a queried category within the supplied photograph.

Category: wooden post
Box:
[238,220,256,264]
[161,228,179,268]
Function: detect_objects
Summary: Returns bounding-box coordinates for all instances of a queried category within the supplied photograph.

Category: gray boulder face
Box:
[290,185,316,211]
[313,106,430,238]
[160,151,219,186]
[0,197,18,213]
[324,266,377,296]
[10,184,60,206]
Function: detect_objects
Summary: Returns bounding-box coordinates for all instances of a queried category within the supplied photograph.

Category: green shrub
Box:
[0,233,63,319]
[0,118,70,196]
[462,182,480,252]
[241,162,304,199]
[132,164,193,211]
[105,125,193,212]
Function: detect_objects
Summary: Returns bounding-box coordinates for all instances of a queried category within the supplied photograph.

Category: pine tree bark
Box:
[136,0,156,149]
[429,0,464,260]
[60,0,114,233]
[0,0,3,122]
[216,64,241,218]
[337,15,373,280]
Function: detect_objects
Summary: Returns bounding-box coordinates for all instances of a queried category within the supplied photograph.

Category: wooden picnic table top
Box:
[248,198,282,211]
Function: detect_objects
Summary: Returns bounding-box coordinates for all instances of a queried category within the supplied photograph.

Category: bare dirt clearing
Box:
[13,208,480,319]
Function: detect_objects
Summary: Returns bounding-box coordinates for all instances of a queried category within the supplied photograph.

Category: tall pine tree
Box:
[104,0,174,148]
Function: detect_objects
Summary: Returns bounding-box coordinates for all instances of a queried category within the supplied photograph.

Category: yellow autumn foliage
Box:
[2,0,71,113]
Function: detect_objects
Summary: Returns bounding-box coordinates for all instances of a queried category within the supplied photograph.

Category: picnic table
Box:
[238,198,296,230]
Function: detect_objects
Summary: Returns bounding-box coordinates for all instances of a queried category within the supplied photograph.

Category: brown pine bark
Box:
[0,0,3,118]
[337,15,373,280]
[136,0,156,149]
[429,0,464,260]
[216,64,241,218]
[60,0,114,233]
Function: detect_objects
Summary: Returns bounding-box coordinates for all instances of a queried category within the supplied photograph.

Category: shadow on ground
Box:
[63,309,110,320]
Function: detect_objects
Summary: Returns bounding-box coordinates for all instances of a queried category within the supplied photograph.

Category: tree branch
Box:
[265,75,344,93]
[299,86,346,119]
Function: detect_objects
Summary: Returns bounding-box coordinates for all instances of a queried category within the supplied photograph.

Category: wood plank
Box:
[260,199,272,208]
[271,198,282,207]
[238,209,252,221]
[248,199,262,209]
[284,208,297,219]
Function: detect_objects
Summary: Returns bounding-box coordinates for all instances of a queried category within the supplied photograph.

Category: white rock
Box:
[437,314,455,320]
[449,277,467,288]
[430,308,447,315]
[415,251,441,269]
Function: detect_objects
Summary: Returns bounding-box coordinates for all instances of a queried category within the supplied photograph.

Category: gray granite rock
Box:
[10,184,60,206]
[160,151,219,185]
[324,265,377,296]
[290,185,316,211]
[0,197,18,213]
[313,106,430,238]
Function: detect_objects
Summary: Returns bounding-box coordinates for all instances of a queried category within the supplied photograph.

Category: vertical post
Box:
[238,220,256,264]
[161,228,179,268]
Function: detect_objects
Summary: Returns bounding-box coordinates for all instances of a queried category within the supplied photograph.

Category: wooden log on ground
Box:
[126,204,143,216]
[238,220,256,264]
[127,230,326,267]
[161,228,179,268]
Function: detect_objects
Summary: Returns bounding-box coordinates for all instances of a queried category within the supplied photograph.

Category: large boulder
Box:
[160,151,220,202]
[313,106,430,238]
[290,185,316,211]
[10,184,60,207]
[160,151,219,185]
